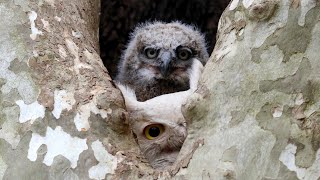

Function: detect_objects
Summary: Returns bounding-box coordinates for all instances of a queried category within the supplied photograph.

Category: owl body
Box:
[117,60,203,169]
[116,21,208,101]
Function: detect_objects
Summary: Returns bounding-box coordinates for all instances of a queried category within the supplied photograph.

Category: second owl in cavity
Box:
[116,21,209,101]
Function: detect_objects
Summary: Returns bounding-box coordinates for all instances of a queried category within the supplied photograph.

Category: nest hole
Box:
[99,0,231,78]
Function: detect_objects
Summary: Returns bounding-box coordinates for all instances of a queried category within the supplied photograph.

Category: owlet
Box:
[116,21,208,101]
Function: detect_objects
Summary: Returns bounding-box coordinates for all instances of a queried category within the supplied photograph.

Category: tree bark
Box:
[1,0,320,180]
[0,0,144,179]
[173,0,320,179]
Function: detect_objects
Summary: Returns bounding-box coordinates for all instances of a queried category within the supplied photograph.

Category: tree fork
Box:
[1,0,320,179]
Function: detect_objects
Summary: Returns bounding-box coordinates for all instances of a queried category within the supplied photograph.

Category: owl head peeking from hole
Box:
[117,59,204,169]
[116,21,208,102]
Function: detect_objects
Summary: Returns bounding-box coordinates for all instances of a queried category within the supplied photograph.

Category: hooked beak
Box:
[160,51,173,77]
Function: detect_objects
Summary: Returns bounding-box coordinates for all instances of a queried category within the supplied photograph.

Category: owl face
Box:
[137,45,195,81]
[117,60,204,169]
[130,113,187,169]
[122,22,208,82]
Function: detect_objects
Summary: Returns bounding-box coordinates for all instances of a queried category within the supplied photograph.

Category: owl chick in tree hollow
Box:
[117,59,203,169]
[116,21,209,101]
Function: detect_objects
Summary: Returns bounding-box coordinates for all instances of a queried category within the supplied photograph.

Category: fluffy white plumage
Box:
[117,59,203,169]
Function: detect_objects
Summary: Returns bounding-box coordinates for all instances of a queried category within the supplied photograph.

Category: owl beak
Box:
[160,51,173,77]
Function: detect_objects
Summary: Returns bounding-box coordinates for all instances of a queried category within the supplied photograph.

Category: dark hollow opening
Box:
[99,0,231,78]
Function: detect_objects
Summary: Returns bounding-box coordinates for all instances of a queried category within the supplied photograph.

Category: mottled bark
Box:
[0,0,145,179]
[174,0,320,179]
[1,0,320,180]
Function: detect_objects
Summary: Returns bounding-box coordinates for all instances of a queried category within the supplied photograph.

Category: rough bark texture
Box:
[0,0,146,179]
[173,0,320,179]
[1,0,320,180]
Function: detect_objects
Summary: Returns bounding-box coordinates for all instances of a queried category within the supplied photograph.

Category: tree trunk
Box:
[1,0,320,180]
[0,0,143,179]
[173,0,320,179]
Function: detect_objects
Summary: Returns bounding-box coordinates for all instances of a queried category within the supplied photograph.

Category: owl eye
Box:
[144,124,164,140]
[176,47,193,60]
[144,47,159,59]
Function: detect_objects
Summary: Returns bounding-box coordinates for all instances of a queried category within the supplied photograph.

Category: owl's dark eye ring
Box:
[144,47,159,59]
[176,47,193,60]
[144,124,164,140]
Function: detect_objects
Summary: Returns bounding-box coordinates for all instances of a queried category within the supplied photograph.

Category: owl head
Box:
[117,60,203,169]
[117,22,208,95]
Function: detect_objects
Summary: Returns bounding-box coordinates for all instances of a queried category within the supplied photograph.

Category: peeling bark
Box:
[175,0,320,179]
[0,0,146,179]
[1,0,320,179]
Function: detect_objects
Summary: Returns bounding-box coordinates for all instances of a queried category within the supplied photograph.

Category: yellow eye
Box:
[144,124,164,140]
